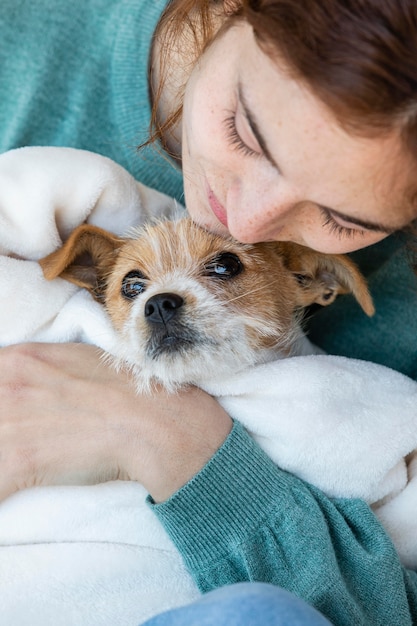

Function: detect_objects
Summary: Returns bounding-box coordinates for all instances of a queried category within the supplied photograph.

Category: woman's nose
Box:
[226,180,298,244]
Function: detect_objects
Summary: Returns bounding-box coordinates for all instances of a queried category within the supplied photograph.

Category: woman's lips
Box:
[207,187,228,227]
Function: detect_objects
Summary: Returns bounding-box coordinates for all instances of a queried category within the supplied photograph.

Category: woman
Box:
[0,1,416,624]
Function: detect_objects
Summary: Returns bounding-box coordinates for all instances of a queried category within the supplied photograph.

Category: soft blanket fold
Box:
[0,147,416,625]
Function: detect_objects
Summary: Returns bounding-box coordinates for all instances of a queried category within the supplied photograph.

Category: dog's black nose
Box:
[144,292,184,325]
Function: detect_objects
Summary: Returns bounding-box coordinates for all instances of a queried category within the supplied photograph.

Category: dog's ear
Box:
[39,224,125,301]
[276,241,375,316]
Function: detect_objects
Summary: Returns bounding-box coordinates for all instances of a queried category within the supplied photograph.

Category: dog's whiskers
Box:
[222,277,283,305]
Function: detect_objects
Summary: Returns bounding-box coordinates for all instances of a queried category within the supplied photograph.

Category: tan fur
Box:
[40,218,374,390]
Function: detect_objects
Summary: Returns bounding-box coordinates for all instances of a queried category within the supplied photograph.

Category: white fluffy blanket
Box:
[0,147,416,625]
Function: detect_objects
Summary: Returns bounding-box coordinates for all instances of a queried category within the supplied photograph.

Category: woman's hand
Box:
[0,343,232,502]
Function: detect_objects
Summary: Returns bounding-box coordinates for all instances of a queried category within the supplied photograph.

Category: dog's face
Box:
[40,217,374,390]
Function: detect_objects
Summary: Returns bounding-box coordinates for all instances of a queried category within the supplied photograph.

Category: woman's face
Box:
[181,21,415,254]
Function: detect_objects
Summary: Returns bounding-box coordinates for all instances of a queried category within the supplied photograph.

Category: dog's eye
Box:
[294,273,312,286]
[121,271,147,299]
[204,253,243,279]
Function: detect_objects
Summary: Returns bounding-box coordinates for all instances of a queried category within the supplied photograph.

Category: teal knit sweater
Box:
[0,0,183,201]
[150,421,417,625]
[1,2,416,623]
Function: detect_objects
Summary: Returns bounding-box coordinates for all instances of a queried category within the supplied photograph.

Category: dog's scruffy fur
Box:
[40,217,374,391]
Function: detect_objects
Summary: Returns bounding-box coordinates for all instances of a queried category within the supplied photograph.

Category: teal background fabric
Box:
[308,235,417,379]
[0,0,184,202]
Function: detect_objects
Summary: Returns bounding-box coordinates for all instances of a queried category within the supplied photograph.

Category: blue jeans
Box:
[142,582,332,625]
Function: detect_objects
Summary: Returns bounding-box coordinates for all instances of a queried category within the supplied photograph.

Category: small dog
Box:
[40,217,374,392]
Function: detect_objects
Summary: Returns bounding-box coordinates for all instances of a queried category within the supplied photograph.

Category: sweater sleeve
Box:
[148,421,417,626]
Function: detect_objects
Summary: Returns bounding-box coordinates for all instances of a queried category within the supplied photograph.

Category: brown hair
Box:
[146,0,220,154]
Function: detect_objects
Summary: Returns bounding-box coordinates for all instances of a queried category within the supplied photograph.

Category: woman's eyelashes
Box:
[319,206,366,239]
[223,113,260,158]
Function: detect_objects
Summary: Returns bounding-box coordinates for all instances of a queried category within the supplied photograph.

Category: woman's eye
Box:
[121,271,147,299]
[204,253,243,279]
[223,114,259,158]
[319,207,366,239]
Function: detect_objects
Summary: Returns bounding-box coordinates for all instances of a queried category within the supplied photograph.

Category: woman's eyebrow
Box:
[324,207,397,234]
[238,82,280,171]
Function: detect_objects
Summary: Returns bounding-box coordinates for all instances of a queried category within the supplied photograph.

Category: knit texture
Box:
[150,421,417,626]
[0,0,184,202]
